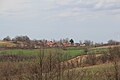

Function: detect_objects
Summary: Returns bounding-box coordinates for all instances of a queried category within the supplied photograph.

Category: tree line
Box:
[2,36,120,49]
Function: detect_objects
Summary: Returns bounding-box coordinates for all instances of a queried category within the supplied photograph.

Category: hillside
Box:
[0,41,16,48]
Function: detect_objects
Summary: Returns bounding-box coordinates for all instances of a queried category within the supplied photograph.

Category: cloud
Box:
[58,12,79,17]
[53,0,75,5]
[0,0,32,14]
[0,0,120,21]
[1,0,120,13]
[93,2,120,11]
[0,0,21,11]
[51,0,120,19]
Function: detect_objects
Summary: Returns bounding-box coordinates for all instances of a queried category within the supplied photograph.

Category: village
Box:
[0,36,84,49]
[0,36,120,49]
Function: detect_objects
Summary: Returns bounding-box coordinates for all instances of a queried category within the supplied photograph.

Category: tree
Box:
[63,38,69,43]
[12,36,30,43]
[3,36,11,41]
[69,39,74,44]
[79,40,83,45]
[108,40,118,45]
[84,40,93,46]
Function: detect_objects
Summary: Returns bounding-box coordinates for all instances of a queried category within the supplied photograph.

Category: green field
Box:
[0,48,84,55]
[89,48,109,54]
[0,47,109,59]
[0,47,109,55]
[0,48,85,62]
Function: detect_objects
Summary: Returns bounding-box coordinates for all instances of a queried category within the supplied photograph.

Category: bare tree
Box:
[3,36,11,41]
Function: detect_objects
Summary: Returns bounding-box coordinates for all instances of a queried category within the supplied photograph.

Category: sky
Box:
[0,0,120,43]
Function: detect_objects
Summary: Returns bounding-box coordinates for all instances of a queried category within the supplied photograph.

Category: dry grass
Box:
[0,41,16,47]
[0,46,119,80]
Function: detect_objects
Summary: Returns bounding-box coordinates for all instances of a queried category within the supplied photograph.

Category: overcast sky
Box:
[0,0,120,42]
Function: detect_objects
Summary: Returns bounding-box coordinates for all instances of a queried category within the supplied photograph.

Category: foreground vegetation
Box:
[0,46,119,80]
[0,61,119,80]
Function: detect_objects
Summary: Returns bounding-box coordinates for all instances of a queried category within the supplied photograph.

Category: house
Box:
[62,42,71,47]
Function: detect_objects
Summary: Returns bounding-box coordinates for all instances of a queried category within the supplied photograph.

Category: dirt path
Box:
[60,53,104,68]
[90,45,120,50]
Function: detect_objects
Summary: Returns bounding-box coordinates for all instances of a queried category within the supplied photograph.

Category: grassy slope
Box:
[63,62,120,80]
[0,41,16,47]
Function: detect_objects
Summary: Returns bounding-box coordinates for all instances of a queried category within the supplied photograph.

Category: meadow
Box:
[0,48,84,62]
[0,47,109,62]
